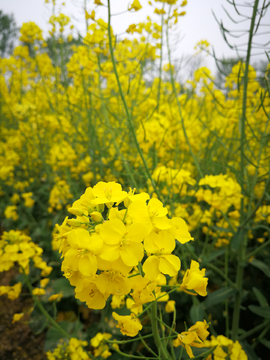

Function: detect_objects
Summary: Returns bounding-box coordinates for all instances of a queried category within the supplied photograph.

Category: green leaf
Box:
[202,287,235,310]
[253,287,269,307]
[52,278,75,298]
[200,249,225,266]
[44,320,84,352]
[260,338,270,350]
[240,341,259,360]
[249,259,270,278]
[44,325,69,352]
[248,305,270,319]
[190,303,204,323]
[231,228,243,251]
[28,306,48,335]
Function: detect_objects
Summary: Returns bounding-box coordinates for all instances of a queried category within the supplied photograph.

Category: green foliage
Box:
[0,10,18,58]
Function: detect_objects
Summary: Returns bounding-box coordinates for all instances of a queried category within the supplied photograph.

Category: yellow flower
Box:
[11,193,20,204]
[8,283,22,300]
[126,298,143,315]
[12,313,25,323]
[112,312,142,337]
[180,260,208,296]
[154,8,166,15]
[126,24,138,34]
[40,278,50,288]
[22,192,35,207]
[129,0,142,11]
[91,332,113,358]
[96,270,131,296]
[111,294,125,309]
[143,254,180,280]
[85,10,95,20]
[75,280,108,310]
[128,198,171,233]
[92,181,127,208]
[4,205,18,221]
[62,228,103,277]
[91,332,112,347]
[143,229,180,280]
[19,22,44,43]
[32,288,46,296]
[170,217,194,244]
[48,293,63,301]
[165,300,175,313]
[173,320,209,358]
[204,335,247,360]
[99,218,148,266]
[47,338,90,360]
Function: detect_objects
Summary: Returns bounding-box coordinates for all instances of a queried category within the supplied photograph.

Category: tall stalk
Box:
[107,0,160,196]
[231,0,260,341]
[165,7,204,179]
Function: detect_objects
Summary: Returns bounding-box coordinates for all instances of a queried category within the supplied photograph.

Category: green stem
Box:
[110,344,158,359]
[252,323,270,349]
[138,332,158,357]
[107,0,160,196]
[22,270,71,339]
[238,320,270,341]
[151,301,172,360]
[231,0,260,341]
[185,244,236,288]
[225,247,229,338]
[157,6,164,113]
[165,7,203,179]
[240,165,270,229]
[97,67,138,188]
[105,334,153,345]
[245,238,270,261]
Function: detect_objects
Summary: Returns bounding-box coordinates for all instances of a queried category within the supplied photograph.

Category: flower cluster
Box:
[173,320,210,358]
[204,335,247,360]
[90,332,117,358]
[0,230,52,276]
[19,22,44,43]
[55,181,207,336]
[46,338,90,360]
[0,282,22,300]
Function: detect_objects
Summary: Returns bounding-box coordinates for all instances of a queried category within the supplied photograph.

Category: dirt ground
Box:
[0,270,47,360]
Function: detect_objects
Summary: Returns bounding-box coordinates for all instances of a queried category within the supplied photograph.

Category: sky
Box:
[1,0,269,74]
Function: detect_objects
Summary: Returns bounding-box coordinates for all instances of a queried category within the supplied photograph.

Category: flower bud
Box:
[67,219,82,227]
[97,203,104,212]
[90,211,103,223]
[87,206,94,214]
[68,207,85,216]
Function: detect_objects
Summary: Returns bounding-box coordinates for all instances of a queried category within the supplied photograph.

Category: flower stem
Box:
[23,269,71,339]
[150,301,172,360]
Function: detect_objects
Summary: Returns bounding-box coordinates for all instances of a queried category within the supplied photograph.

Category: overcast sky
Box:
[1,0,269,74]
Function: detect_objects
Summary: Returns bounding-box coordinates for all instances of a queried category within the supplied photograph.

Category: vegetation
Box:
[0,0,270,359]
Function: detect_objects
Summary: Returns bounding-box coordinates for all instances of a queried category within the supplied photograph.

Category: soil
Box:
[0,269,47,360]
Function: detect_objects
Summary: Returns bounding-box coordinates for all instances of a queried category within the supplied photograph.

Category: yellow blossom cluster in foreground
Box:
[54,181,207,336]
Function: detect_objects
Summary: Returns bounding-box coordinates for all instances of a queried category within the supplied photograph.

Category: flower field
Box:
[0,0,270,359]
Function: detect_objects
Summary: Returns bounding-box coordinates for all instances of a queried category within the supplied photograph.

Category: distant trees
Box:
[0,10,18,58]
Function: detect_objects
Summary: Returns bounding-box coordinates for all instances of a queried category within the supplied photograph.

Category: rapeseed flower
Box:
[180,260,208,296]
[112,312,142,337]
[173,320,209,358]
